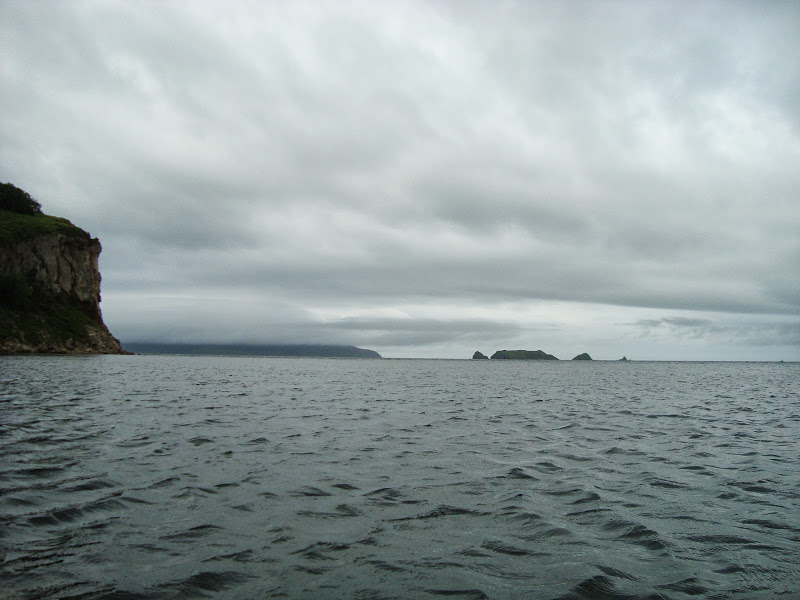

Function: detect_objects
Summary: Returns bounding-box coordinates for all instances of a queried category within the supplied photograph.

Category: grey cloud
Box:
[2,1,799,359]
[323,317,524,348]
[633,316,800,348]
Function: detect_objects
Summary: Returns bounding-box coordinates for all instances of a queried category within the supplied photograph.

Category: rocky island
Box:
[490,349,559,360]
[0,183,126,354]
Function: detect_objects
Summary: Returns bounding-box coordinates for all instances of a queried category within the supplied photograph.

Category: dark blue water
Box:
[1,356,798,599]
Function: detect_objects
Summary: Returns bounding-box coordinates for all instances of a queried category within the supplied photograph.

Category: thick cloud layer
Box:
[2,1,798,359]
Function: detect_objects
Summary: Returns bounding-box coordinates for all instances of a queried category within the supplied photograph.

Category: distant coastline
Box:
[124,343,382,358]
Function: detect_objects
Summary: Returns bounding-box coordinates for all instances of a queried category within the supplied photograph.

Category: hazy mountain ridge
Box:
[125,343,382,358]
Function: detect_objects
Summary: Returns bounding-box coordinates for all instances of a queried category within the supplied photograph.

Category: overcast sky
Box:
[2,1,799,359]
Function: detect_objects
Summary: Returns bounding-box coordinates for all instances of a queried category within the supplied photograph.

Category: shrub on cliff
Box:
[0,183,42,215]
[0,183,87,246]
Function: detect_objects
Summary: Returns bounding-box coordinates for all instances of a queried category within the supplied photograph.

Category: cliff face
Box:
[2,234,103,317]
[1,205,126,354]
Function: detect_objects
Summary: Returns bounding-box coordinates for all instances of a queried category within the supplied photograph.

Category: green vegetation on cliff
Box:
[490,349,559,360]
[0,182,42,215]
[0,301,98,350]
[0,210,89,247]
[1,183,91,248]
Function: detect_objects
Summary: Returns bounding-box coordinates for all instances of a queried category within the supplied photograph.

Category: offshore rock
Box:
[572,352,592,360]
[1,187,127,354]
[472,351,489,359]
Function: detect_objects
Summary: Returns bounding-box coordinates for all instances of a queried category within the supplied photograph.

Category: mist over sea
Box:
[1,356,798,599]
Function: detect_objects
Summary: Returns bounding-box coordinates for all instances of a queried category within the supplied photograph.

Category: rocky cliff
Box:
[1,183,126,354]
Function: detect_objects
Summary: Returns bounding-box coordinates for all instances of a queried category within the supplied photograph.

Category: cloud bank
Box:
[2,1,798,359]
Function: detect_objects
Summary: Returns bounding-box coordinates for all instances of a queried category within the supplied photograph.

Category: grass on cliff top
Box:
[0,209,90,247]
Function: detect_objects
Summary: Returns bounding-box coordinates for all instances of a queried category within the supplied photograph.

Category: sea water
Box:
[1,356,798,599]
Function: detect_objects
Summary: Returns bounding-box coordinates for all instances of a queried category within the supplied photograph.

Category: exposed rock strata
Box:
[1,210,126,354]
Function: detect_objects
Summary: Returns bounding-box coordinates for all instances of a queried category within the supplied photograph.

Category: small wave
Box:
[172,486,218,499]
[532,461,563,473]
[115,434,155,448]
[679,465,714,476]
[543,487,583,497]
[26,495,124,527]
[508,511,543,526]
[147,477,180,489]
[162,524,223,541]
[551,574,650,600]
[88,588,154,599]
[655,576,708,596]
[459,546,491,557]
[603,520,669,551]
[505,467,537,479]
[570,491,602,504]
[520,525,573,541]
[481,540,543,557]
[714,563,746,574]
[686,534,754,545]
[603,446,646,456]
[65,478,119,492]
[732,482,777,494]
[365,487,405,503]
[596,565,638,581]
[293,564,329,575]
[332,482,360,490]
[204,549,255,563]
[647,477,687,490]
[246,436,270,444]
[425,589,488,599]
[297,504,362,519]
[392,505,490,521]
[290,486,332,497]
[14,465,67,478]
[188,436,214,446]
[158,570,255,596]
[742,517,800,535]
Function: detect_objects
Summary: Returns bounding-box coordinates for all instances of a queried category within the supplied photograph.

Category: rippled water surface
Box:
[1,356,799,599]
